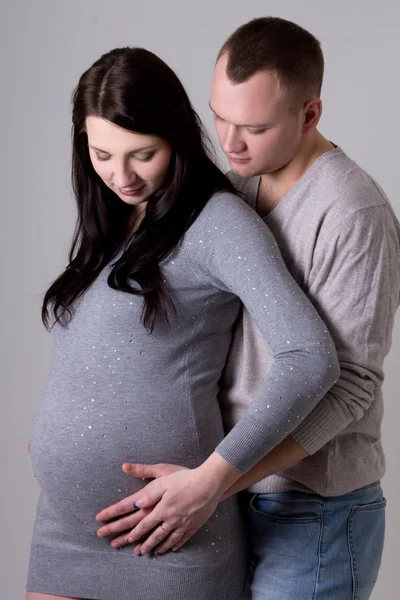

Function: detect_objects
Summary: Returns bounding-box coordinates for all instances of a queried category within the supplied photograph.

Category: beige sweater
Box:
[219,147,400,496]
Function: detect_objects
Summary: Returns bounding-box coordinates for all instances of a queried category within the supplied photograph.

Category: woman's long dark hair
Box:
[42,47,236,332]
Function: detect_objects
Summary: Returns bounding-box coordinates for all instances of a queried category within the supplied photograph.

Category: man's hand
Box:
[123,462,186,480]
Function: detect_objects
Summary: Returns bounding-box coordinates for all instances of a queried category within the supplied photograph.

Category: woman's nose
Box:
[113,163,138,188]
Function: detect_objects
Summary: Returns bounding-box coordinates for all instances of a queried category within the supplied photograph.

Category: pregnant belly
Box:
[30,371,224,527]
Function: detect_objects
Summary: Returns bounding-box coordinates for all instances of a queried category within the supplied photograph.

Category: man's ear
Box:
[302,97,323,133]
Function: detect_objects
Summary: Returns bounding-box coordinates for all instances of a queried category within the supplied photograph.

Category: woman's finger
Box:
[132,523,178,555]
[122,508,169,545]
[96,478,164,522]
[171,529,197,552]
[110,532,135,549]
[96,494,140,522]
[151,530,186,555]
[97,507,150,538]
[109,528,148,549]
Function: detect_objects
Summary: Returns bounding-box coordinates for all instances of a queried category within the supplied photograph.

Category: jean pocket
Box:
[348,498,386,599]
[249,493,323,524]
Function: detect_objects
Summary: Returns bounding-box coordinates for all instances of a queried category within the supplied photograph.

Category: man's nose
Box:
[222,125,246,155]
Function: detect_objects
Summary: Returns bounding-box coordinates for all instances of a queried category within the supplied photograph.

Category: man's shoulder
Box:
[226,169,244,187]
[225,170,257,206]
[314,148,390,215]
[307,149,400,246]
[277,148,398,242]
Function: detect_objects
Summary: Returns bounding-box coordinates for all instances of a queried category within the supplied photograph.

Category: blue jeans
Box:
[244,481,386,599]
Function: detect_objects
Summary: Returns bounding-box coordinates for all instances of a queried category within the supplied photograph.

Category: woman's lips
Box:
[118,185,145,196]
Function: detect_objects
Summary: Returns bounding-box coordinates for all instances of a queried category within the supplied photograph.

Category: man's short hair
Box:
[217,17,324,110]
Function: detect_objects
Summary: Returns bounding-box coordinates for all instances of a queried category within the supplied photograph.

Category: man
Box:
[96,17,400,599]
[208,17,400,599]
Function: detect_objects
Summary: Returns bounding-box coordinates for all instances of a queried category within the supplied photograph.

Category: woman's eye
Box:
[136,153,155,162]
[96,154,110,162]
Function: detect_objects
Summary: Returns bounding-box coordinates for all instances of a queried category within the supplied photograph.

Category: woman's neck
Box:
[128,202,148,234]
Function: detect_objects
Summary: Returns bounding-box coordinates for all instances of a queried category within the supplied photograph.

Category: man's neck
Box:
[256,132,334,218]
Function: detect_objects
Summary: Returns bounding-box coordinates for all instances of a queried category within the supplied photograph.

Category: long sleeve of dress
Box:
[184,192,340,473]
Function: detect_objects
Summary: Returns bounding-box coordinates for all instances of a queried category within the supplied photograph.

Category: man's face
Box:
[210,54,304,178]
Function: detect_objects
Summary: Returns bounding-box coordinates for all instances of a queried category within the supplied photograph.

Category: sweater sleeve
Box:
[290,205,400,454]
[184,192,340,473]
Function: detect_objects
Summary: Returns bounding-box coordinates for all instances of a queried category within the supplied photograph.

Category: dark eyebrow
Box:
[208,102,270,129]
[89,145,156,154]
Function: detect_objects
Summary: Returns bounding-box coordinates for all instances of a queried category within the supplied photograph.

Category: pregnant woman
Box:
[26,47,339,600]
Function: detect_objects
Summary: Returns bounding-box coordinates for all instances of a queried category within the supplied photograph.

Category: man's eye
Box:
[248,128,267,135]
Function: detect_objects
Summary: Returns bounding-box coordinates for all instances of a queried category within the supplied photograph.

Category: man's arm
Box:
[113,435,308,503]
[289,205,400,455]
[221,435,308,499]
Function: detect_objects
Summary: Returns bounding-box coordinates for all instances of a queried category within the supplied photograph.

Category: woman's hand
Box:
[96,462,186,550]
[96,453,241,555]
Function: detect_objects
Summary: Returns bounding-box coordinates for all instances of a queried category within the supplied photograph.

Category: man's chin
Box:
[229,162,259,178]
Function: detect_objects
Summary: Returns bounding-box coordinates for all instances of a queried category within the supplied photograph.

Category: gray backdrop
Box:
[1,1,399,598]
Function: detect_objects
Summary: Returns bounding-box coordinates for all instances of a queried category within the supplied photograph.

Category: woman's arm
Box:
[96,192,338,554]
[185,192,339,473]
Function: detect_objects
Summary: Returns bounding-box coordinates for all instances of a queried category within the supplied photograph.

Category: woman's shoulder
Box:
[187,190,261,236]
[182,189,278,266]
[206,190,254,215]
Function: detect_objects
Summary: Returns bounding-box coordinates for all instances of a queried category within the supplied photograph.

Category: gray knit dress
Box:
[27,192,339,600]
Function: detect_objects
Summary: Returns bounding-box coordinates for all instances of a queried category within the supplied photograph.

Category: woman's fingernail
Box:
[133,502,141,509]
[127,537,133,543]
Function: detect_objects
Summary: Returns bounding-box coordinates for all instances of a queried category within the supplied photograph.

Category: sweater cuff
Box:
[216,411,282,474]
[291,395,354,455]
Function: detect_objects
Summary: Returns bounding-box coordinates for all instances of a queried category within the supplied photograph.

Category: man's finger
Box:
[129,478,167,510]
[122,463,184,479]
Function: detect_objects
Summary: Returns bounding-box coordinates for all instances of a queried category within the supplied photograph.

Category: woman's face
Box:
[86,116,172,207]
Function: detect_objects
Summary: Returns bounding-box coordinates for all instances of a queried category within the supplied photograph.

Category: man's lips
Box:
[228,155,251,164]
